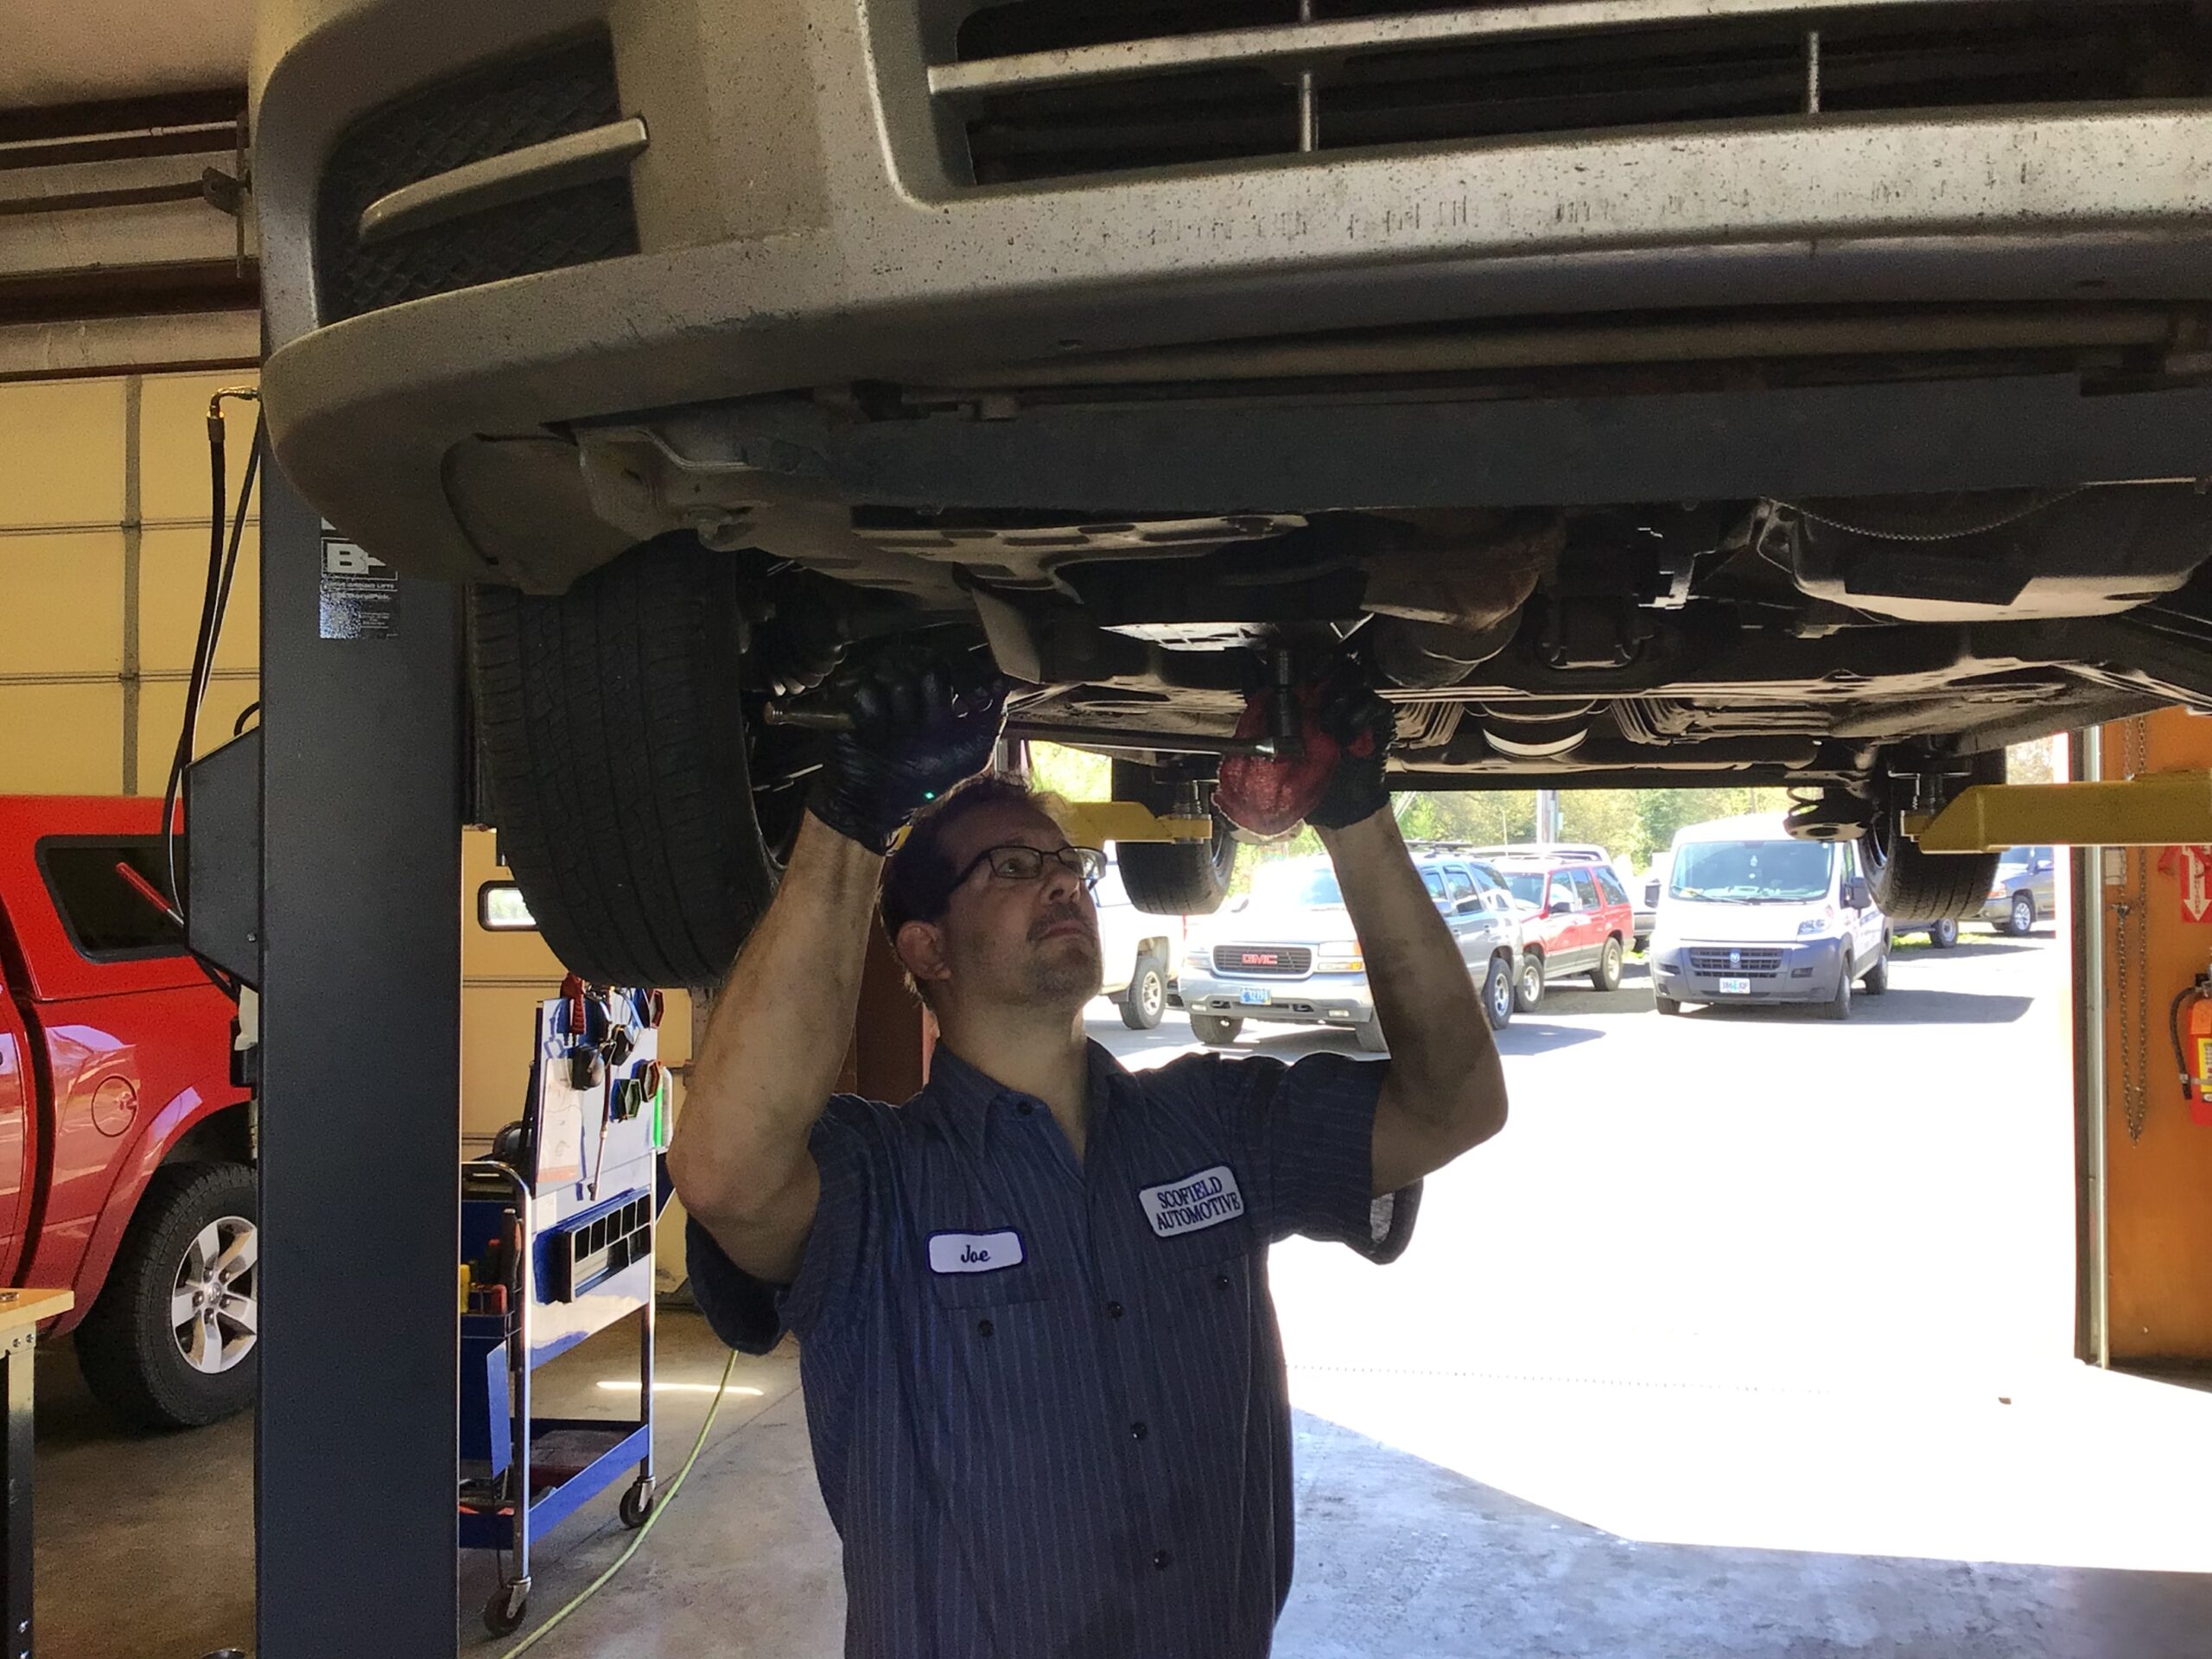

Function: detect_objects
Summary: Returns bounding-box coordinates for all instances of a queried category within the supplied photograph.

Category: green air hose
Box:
[499,1348,742,1657]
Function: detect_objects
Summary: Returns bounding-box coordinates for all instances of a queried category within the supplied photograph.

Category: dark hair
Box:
[879,773,1053,941]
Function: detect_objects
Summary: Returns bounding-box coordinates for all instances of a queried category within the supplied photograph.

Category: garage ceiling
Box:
[0,0,257,380]
[1,0,250,109]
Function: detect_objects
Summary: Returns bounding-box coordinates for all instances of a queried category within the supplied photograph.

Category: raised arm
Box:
[667,651,1004,1283]
[1322,811,1507,1194]
[1305,680,1508,1196]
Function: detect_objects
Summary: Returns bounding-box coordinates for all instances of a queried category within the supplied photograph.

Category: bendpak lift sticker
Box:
[319,536,399,640]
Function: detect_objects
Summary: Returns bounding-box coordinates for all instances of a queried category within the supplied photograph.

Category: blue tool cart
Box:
[460,980,672,1637]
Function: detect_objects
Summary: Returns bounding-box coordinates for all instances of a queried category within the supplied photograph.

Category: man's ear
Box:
[895,918,954,991]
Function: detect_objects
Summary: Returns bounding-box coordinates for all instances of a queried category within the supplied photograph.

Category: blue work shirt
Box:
[687,1039,1418,1659]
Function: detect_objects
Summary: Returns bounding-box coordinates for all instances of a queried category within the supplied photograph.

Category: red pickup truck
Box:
[0,797,255,1428]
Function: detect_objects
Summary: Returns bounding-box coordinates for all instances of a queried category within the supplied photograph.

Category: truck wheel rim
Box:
[1141,970,1163,1020]
[1491,968,1512,1020]
[1521,962,1540,1001]
[2014,898,2032,931]
[172,1216,258,1376]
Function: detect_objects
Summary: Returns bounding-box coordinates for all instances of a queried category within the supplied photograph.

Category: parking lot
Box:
[1094,931,2212,1656]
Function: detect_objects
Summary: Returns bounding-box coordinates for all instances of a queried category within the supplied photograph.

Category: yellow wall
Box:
[2098,708,2212,1363]
[0,372,694,1284]
[0,372,258,793]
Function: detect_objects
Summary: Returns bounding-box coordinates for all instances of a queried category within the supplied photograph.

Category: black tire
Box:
[485,1584,529,1637]
[619,1476,658,1529]
[1929,918,1960,949]
[1190,1013,1243,1046]
[1858,753,2004,923]
[470,537,819,990]
[2008,893,2037,937]
[1654,991,1682,1016]
[1354,1018,1389,1053]
[1482,954,1515,1031]
[1514,952,1545,1014]
[1120,953,1167,1031]
[1589,936,1624,992]
[1819,957,1854,1021]
[75,1162,258,1430]
[1109,761,1236,915]
[1862,951,1890,995]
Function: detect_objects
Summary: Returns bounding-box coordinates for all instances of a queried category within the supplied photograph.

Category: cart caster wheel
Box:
[484,1581,529,1637]
[619,1475,658,1529]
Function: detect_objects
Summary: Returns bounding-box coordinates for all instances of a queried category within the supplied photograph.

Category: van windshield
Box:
[1669,839,1832,903]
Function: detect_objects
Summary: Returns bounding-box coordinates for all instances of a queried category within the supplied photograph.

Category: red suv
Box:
[1487,855,1636,1011]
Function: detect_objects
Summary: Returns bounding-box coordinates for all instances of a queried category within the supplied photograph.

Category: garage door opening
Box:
[1067,741,2212,1653]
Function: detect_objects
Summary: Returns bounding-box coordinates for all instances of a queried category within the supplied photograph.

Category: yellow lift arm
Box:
[1054,801,1215,845]
[1907,772,2212,852]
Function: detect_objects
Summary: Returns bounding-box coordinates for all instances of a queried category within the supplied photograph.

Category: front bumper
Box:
[1651,938,1847,1006]
[1179,969,1376,1030]
[253,1,2212,590]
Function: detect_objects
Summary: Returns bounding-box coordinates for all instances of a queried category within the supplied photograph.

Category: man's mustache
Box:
[1030,902,1094,943]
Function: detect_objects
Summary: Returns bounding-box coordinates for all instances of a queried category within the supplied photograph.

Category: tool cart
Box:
[459,980,671,1637]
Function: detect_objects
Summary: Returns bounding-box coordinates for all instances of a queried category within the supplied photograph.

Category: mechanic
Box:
[668,650,1509,1659]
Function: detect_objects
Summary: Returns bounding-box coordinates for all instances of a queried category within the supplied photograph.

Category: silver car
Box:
[251,6,2212,991]
[1180,853,1524,1049]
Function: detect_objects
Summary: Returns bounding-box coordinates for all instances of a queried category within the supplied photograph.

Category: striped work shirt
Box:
[687,1039,1418,1659]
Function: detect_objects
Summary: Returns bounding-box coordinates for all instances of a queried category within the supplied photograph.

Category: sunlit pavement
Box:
[1090,935,2212,1592]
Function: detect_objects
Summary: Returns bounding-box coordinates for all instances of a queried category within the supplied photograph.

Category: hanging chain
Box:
[2116,717,2153,1143]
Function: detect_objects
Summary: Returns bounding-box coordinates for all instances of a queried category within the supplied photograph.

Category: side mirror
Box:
[1455,895,1484,913]
[1843,880,1868,909]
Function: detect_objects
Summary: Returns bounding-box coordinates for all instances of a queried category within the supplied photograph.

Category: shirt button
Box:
[1153,1549,1173,1571]
[976,1319,994,1338]
[1014,1100,1034,1116]
[1105,1300,1125,1319]
[1215,1273,1232,1290]
[1130,1421,1148,1441]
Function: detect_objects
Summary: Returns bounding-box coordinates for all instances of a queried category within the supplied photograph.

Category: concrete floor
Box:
[36,934,2212,1657]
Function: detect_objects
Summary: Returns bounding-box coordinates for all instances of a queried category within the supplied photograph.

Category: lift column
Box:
[257,459,463,1657]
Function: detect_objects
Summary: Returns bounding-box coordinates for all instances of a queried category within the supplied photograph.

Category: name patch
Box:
[927,1230,1025,1274]
[1139,1165,1245,1238]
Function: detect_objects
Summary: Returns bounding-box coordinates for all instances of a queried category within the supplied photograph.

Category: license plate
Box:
[1717,976,1752,995]
[1239,989,1271,1005]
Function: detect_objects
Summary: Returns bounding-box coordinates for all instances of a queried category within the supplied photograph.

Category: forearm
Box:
[666,812,882,1269]
[1319,811,1507,1149]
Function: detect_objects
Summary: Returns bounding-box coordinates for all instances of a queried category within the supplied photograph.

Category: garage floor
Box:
[38,938,2212,1657]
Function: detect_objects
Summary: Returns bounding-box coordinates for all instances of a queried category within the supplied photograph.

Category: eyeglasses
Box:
[948,843,1106,895]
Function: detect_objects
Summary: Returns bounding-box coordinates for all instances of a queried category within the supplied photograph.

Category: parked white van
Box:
[1649,814,1891,1021]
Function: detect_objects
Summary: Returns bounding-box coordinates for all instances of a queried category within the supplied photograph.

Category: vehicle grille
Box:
[1688,947,1783,978]
[315,34,638,323]
[937,1,2209,187]
[1213,944,1313,976]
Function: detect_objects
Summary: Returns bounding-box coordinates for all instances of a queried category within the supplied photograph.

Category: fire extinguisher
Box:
[2169,966,2212,1128]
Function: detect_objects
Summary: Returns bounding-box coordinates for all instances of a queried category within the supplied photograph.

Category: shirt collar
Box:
[919,1039,1132,1116]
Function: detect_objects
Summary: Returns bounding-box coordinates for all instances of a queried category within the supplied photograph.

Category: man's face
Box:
[923,799,1103,1013]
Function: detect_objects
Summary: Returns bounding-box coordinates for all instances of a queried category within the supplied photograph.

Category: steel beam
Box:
[1909,772,2212,852]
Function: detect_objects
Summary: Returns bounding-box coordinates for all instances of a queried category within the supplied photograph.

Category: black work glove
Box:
[1306,672,1396,830]
[806,647,1009,854]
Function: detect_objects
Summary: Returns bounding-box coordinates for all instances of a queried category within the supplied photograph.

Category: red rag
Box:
[1213,681,1344,837]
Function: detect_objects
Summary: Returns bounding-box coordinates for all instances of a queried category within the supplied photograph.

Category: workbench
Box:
[1,1287,70,1659]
